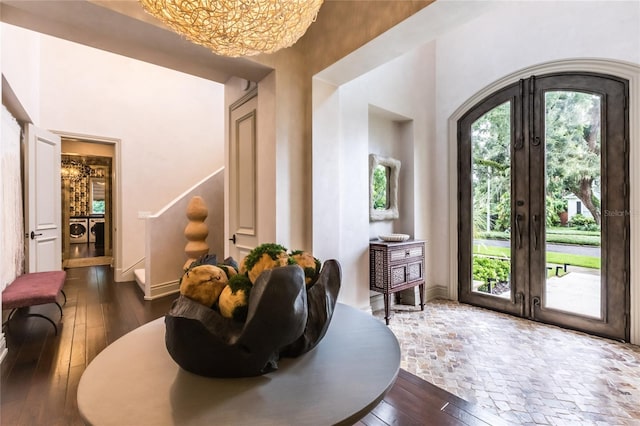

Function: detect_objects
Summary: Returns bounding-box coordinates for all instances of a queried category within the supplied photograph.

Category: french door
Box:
[458,72,629,341]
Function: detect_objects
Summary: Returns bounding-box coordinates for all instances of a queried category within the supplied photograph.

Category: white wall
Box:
[313,42,435,310]
[2,24,226,281]
[1,23,41,123]
[145,168,224,299]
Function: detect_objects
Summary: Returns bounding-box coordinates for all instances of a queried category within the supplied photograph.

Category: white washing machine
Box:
[70,218,89,244]
[89,217,105,243]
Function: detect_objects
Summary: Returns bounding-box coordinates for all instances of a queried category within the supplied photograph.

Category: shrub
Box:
[472,256,510,284]
[568,214,599,231]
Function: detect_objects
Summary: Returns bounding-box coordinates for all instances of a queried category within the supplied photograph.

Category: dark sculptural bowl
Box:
[164,260,341,377]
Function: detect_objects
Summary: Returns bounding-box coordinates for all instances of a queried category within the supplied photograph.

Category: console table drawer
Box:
[389,246,423,262]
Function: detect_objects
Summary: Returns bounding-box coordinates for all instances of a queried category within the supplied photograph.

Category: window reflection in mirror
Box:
[90,178,106,214]
[373,165,389,210]
[369,154,400,221]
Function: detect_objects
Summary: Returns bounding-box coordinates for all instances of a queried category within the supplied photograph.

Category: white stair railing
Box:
[135,167,224,300]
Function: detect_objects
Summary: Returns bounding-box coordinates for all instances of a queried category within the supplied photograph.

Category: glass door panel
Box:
[459,72,629,341]
[471,101,512,299]
[543,91,602,318]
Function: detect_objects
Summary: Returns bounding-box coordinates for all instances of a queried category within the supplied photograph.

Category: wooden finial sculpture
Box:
[184,196,209,270]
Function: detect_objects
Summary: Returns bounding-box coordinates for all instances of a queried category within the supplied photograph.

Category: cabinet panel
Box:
[407,261,422,282]
[390,265,407,287]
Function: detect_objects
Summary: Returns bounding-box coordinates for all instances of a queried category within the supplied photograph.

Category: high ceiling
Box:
[0,0,273,83]
[1,1,497,88]
[1,1,440,85]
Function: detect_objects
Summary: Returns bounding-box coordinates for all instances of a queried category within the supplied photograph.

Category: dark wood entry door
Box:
[458,72,629,341]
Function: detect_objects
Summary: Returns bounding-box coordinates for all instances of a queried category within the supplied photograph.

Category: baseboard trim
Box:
[370,293,385,312]
[145,280,180,301]
[114,267,135,283]
[115,258,145,283]
[369,285,451,313]
[426,285,450,301]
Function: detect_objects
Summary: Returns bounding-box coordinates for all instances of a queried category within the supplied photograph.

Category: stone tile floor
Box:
[373,299,640,425]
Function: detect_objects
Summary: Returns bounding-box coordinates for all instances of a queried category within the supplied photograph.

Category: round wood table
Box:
[77,303,400,425]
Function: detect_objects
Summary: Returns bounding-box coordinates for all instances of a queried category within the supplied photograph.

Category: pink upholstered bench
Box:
[2,271,67,336]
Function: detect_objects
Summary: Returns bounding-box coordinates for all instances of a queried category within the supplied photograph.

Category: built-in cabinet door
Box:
[458,72,629,341]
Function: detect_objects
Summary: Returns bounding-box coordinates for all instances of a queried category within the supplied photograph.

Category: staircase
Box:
[134,168,224,300]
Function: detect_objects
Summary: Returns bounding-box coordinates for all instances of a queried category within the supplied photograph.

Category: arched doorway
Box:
[457,72,629,341]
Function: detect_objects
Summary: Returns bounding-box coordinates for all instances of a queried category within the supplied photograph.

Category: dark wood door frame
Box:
[458,72,630,341]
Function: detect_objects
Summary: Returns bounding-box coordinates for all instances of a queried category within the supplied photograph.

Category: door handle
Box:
[229,234,236,244]
[532,214,539,250]
[515,214,524,249]
[531,296,541,320]
[30,231,43,240]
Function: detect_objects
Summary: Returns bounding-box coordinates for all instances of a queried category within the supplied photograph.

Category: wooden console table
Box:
[77,303,400,425]
[370,239,425,325]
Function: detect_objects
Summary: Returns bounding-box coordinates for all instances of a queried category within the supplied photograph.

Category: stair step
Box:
[134,269,145,291]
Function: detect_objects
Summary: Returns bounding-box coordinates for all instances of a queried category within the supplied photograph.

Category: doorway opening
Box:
[61,137,115,268]
[457,72,629,341]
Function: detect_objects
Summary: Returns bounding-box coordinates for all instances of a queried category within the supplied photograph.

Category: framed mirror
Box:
[369,154,401,221]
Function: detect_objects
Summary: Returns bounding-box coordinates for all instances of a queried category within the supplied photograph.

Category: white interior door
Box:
[229,91,259,261]
[24,124,62,272]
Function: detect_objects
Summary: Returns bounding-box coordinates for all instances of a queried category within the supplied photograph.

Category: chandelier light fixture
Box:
[138,0,324,57]
[61,158,92,183]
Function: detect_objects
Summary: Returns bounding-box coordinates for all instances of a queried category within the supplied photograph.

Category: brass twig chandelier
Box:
[61,158,92,182]
[138,0,324,57]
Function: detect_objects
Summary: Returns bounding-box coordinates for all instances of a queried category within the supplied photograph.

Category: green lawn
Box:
[547,228,600,236]
[473,244,600,269]
[477,227,601,246]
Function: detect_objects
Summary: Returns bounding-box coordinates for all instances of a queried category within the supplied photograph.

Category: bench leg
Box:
[53,290,67,317]
[21,313,58,336]
[2,308,19,333]
[2,306,60,336]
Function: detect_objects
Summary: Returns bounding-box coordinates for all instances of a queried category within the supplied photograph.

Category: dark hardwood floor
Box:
[68,241,104,259]
[1,265,502,425]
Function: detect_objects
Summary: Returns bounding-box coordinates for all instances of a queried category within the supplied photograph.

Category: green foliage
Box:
[568,214,599,231]
[372,166,388,209]
[546,197,567,227]
[92,200,105,214]
[547,233,600,246]
[476,229,600,246]
[494,191,511,231]
[474,245,601,270]
[228,274,252,293]
[470,91,603,231]
[472,255,510,284]
[243,243,288,272]
[471,102,511,234]
[545,91,602,224]
[547,227,600,236]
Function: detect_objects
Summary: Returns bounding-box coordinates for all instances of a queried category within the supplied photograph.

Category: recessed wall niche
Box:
[367,105,415,240]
